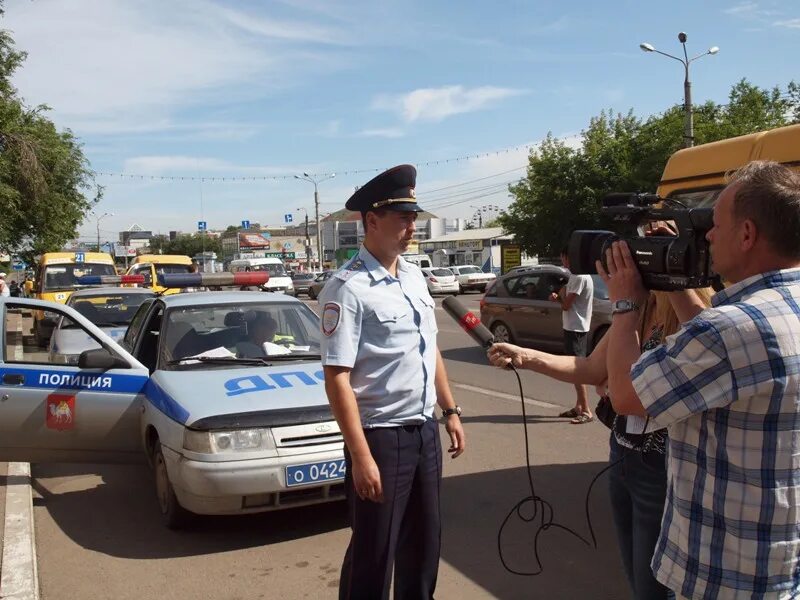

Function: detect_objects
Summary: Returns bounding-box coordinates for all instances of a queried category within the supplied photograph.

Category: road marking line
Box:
[1,462,39,600]
[451,382,561,410]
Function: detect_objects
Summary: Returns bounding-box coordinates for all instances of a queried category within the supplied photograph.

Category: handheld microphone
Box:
[442,296,495,349]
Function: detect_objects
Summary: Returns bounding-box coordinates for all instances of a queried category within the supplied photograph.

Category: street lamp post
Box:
[296,207,311,271]
[92,211,113,253]
[640,33,719,148]
[295,173,335,270]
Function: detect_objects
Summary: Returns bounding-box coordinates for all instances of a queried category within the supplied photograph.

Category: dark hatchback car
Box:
[291,272,317,297]
[479,265,612,353]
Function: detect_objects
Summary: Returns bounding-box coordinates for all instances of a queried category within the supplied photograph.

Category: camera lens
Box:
[568,230,618,274]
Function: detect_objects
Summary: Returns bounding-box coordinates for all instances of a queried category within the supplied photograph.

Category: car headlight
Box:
[183,428,274,454]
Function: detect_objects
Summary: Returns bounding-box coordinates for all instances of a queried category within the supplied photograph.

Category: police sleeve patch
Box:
[322,302,342,336]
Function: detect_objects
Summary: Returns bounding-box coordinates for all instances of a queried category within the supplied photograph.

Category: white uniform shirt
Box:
[319,246,439,428]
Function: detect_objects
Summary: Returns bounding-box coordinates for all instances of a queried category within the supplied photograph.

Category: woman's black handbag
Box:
[595,395,617,430]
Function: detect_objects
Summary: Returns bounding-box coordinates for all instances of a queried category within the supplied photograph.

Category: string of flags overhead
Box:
[94,143,536,183]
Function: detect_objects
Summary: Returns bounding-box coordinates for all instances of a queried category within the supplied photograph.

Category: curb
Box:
[1,462,39,600]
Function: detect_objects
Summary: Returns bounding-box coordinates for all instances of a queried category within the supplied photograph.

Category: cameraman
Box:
[602,161,800,599]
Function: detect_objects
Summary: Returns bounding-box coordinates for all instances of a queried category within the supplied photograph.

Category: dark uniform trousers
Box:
[339,418,442,600]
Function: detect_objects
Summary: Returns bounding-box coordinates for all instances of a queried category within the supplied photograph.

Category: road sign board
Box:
[241,220,250,229]
[198,221,207,232]
[284,214,293,223]
[11,262,25,271]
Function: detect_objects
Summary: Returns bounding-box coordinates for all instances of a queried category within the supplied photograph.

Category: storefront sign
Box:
[501,244,522,274]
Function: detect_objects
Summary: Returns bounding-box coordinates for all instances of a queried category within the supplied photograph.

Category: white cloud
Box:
[373,85,525,123]
[774,18,800,28]
[358,128,405,138]
[3,0,350,135]
[724,2,759,15]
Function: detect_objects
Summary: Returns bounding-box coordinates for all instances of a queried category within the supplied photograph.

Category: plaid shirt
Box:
[631,268,800,599]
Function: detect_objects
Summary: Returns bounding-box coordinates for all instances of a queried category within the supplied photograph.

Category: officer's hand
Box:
[548,292,560,303]
[487,343,526,369]
[351,454,384,503]
[446,416,466,459]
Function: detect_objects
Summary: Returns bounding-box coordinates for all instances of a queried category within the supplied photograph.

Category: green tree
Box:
[0,10,94,262]
[500,79,800,258]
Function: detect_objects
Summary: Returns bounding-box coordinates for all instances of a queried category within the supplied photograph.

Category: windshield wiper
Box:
[262,353,321,360]
[166,356,271,366]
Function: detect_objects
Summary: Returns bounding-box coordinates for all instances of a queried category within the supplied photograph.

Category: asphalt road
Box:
[11,293,629,599]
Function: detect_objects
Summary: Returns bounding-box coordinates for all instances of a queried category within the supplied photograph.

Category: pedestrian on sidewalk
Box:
[0,272,10,298]
[551,247,594,424]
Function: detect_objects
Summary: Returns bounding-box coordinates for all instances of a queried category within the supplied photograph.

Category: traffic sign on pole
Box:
[241,220,250,230]
[284,214,293,223]
[197,221,207,232]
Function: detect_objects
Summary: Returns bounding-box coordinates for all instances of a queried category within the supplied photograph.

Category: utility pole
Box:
[297,208,311,270]
[295,173,335,270]
[93,211,112,253]
[640,33,719,148]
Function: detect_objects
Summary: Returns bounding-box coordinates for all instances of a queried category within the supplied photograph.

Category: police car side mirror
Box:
[78,348,129,370]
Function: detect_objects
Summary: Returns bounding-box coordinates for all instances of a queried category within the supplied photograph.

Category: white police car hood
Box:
[147,361,331,430]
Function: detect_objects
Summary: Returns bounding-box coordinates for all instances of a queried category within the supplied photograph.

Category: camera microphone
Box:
[442,296,495,349]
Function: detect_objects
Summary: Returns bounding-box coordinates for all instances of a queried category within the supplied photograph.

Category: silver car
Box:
[48,287,155,364]
[421,267,459,295]
[0,292,344,529]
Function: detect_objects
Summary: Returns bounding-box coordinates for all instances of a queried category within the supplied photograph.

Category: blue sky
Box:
[3,0,799,242]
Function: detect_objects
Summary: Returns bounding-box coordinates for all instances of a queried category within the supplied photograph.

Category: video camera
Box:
[568,192,721,291]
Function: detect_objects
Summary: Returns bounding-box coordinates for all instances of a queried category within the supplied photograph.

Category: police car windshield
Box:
[43,263,116,292]
[66,293,153,327]
[160,301,321,369]
[249,264,287,276]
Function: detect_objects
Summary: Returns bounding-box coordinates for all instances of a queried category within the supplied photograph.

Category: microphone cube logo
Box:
[459,312,480,331]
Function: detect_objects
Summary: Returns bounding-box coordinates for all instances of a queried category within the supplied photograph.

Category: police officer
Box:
[320,164,466,600]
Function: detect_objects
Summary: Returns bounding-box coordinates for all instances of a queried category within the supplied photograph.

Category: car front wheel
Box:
[153,443,192,529]
[491,322,513,344]
[308,287,317,300]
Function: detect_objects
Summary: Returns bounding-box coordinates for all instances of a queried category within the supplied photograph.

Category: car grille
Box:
[272,422,343,448]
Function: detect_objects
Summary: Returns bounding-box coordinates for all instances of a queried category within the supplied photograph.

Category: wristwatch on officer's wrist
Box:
[611,299,641,315]
[442,406,462,418]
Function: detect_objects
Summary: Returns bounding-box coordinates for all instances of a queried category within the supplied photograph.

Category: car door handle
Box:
[2,373,25,385]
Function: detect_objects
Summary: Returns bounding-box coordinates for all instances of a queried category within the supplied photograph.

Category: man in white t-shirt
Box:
[549,248,594,423]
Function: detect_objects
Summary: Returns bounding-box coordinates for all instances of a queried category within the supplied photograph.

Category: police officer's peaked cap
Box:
[345,164,422,214]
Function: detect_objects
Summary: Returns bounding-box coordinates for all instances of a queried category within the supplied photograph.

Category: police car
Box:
[0,272,344,528]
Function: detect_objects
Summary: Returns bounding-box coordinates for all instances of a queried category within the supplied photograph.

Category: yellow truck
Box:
[33,251,116,345]
[125,254,194,295]
[657,123,800,202]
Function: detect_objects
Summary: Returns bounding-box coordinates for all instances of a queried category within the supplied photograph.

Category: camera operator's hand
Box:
[596,241,648,305]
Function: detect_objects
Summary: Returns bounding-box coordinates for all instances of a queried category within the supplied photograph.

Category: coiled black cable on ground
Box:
[497,364,623,576]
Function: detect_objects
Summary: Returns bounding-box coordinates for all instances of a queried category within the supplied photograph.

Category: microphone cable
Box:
[496,363,623,576]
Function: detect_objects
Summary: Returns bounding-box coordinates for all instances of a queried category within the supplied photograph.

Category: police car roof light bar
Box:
[76,274,146,285]
[157,272,270,288]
